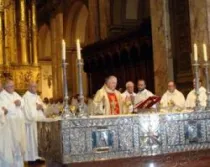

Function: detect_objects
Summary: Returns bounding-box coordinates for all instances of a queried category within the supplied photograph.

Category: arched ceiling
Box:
[36,0,88,28]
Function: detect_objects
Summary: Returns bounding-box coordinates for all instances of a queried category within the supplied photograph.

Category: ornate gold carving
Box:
[0,5,3,13]
[31,0,38,65]
[19,21,27,38]
[11,66,40,90]
[20,0,25,21]
[19,0,28,65]
[0,8,3,64]
[9,0,17,64]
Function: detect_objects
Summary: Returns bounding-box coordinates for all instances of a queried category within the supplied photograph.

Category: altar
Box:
[37,111,210,166]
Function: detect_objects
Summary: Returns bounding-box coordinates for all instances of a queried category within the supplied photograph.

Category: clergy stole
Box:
[107,93,120,115]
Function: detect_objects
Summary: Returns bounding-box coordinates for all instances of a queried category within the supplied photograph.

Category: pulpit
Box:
[38,111,210,166]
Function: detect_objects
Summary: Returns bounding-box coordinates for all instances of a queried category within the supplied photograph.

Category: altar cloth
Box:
[37,111,210,164]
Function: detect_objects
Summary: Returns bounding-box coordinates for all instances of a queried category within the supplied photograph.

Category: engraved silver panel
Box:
[38,111,210,164]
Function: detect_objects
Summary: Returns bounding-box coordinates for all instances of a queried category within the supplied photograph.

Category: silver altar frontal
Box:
[38,111,210,164]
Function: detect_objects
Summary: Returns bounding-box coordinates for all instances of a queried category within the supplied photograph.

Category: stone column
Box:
[189,0,209,56]
[0,0,4,65]
[189,0,210,82]
[55,13,63,98]
[150,0,172,95]
[50,16,58,98]
[98,0,110,39]
[31,0,38,65]
[50,12,64,99]
[88,0,100,42]
[19,0,28,65]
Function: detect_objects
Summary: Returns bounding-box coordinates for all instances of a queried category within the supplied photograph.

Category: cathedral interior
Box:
[2,0,210,166]
[0,0,195,99]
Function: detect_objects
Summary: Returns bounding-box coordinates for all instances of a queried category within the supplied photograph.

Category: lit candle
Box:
[194,43,198,62]
[62,39,66,60]
[203,43,208,62]
[76,39,81,60]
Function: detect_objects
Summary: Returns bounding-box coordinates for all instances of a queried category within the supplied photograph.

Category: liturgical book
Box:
[134,96,161,109]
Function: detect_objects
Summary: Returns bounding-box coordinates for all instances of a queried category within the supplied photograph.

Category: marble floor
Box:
[26,151,210,167]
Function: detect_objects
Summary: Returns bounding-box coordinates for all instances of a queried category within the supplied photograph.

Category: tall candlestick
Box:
[193,57,202,111]
[61,40,74,118]
[203,43,208,62]
[194,43,198,62]
[62,39,66,60]
[76,39,81,60]
[76,44,88,117]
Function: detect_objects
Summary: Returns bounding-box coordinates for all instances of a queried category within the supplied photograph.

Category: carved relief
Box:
[18,70,40,88]
[19,21,28,38]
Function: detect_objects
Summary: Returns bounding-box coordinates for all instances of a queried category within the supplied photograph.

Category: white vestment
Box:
[121,91,136,113]
[185,86,207,109]
[23,91,46,161]
[160,89,185,111]
[134,89,154,105]
[0,90,26,167]
[0,95,15,167]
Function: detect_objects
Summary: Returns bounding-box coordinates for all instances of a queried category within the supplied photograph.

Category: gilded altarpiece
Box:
[0,66,40,94]
[0,0,41,94]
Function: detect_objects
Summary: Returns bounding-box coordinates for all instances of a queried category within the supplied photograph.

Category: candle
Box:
[203,43,208,62]
[76,39,81,60]
[62,39,66,60]
[194,43,198,62]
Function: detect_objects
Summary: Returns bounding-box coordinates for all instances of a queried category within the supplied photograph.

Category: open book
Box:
[134,96,161,109]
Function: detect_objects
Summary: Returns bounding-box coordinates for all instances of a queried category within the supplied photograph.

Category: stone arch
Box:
[64,1,89,46]
[38,24,51,59]
[64,1,89,96]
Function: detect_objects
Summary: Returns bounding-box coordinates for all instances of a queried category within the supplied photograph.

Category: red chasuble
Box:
[107,92,120,115]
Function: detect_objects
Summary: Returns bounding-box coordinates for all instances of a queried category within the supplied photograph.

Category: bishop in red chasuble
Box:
[93,76,124,115]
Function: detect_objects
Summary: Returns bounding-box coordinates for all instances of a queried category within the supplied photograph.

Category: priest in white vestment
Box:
[0,80,15,167]
[93,76,124,115]
[45,99,59,117]
[121,81,136,113]
[0,106,15,167]
[134,79,154,105]
[186,79,207,109]
[23,82,46,162]
[0,80,26,167]
[160,81,185,112]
